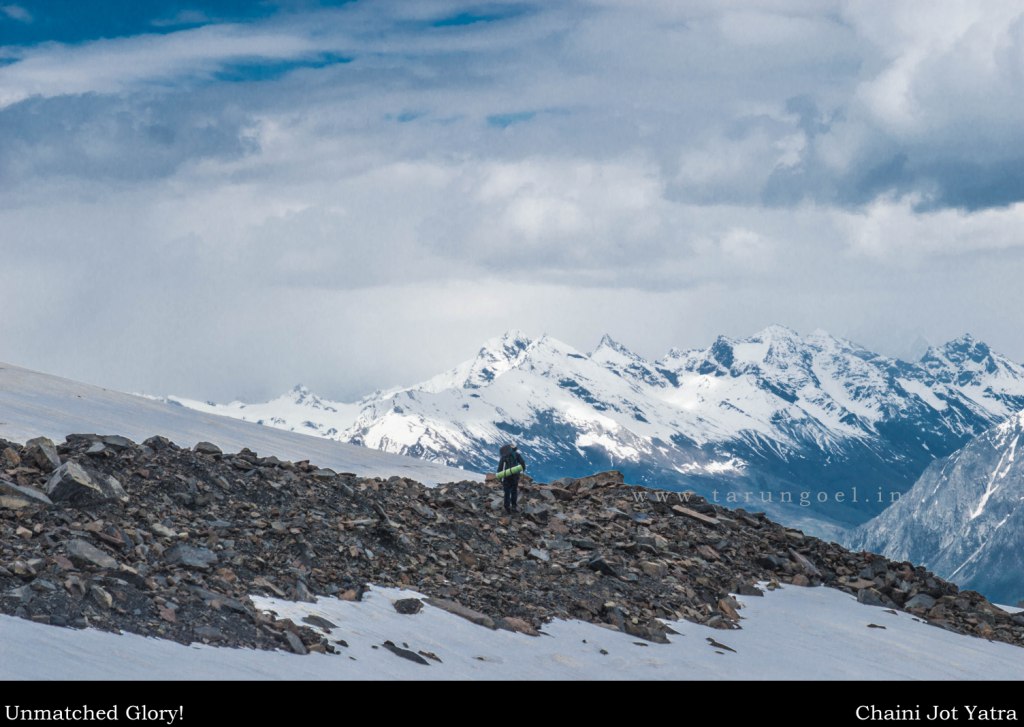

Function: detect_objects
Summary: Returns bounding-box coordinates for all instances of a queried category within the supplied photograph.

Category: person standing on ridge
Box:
[497,443,526,514]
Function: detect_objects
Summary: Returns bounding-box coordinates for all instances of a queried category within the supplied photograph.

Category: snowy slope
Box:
[167,385,362,441]
[174,329,1024,530]
[0,362,477,485]
[2,584,1022,680]
[850,411,1024,605]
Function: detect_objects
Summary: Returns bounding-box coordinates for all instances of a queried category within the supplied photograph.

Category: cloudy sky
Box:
[2,0,1024,402]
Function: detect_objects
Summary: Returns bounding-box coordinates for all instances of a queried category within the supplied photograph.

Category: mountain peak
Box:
[924,334,992,366]
[753,324,800,341]
[479,330,533,358]
[460,330,535,388]
[593,333,635,357]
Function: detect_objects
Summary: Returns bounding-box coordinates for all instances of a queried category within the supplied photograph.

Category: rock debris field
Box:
[1,433,1022,657]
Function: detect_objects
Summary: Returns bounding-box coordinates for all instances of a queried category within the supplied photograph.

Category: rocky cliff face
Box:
[3,431,1023,654]
[850,411,1024,605]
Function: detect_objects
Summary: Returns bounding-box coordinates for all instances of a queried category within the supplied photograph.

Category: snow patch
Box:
[2,585,1022,680]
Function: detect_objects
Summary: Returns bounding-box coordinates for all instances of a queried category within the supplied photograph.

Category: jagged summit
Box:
[593,333,634,355]
[753,323,801,340]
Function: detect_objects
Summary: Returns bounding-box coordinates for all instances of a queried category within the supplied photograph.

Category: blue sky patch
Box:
[429,4,531,29]
[213,52,352,83]
[487,111,536,128]
[0,1,348,46]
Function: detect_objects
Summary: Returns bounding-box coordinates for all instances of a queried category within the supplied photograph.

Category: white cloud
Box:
[3,0,1024,399]
[0,22,327,108]
[844,1,1024,142]
[848,195,1024,261]
[0,4,31,23]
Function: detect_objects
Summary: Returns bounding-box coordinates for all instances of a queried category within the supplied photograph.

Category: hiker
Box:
[497,443,526,513]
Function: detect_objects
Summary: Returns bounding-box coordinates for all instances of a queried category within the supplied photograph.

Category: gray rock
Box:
[640,561,667,578]
[424,597,496,629]
[302,614,338,631]
[6,584,34,603]
[100,435,135,450]
[193,441,222,456]
[294,580,315,603]
[46,462,127,505]
[586,554,619,577]
[411,502,436,520]
[0,480,52,508]
[757,554,787,570]
[25,437,61,472]
[90,585,113,609]
[736,583,764,597]
[528,548,550,562]
[905,593,937,610]
[283,630,308,655]
[857,588,886,607]
[150,522,177,538]
[394,598,424,615]
[66,539,119,570]
[142,435,174,451]
[312,468,337,480]
[497,616,539,635]
[99,474,128,502]
[382,640,430,665]
[788,549,821,576]
[0,447,20,467]
[193,625,227,642]
[164,544,218,570]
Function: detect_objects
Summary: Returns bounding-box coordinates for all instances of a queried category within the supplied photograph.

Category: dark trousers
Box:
[503,477,519,510]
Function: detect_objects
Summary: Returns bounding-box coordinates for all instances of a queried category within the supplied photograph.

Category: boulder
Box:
[672,505,719,526]
[788,549,821,576]
[283,631,308,655]
[382,640,429,665]
[66,539,118,570]
[905,593,937,611]
[101,435,135,450]
[0,480,52,508]
[1,447,21,467]
[424,597,496,629]
[586,554,619,577]
[164,544,218,570]
[528,548,550,562]
[46,462,127,505]
[25,437,61,472]
[394,598,424,615]
[857,588,886,607]
[301,615,338,631]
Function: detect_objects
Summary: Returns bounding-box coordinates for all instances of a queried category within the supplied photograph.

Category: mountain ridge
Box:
[849,411,1024,604]
[167,327,1024,532]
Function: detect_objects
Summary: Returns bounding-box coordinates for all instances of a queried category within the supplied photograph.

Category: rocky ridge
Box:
[2,433,1022,656]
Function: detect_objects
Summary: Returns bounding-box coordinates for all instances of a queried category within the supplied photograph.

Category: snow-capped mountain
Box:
[849,411,1024,605]
[169,327,1024,532]
[0,362,474,485]
[172,384,362,441]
